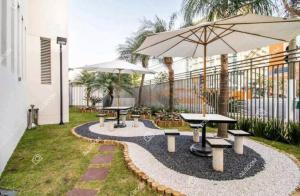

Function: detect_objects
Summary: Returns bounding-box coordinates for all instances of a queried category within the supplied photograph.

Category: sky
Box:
[69,0,183,68]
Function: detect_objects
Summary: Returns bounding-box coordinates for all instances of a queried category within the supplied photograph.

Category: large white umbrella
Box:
[79,60,155,106]
[136,14,300,116]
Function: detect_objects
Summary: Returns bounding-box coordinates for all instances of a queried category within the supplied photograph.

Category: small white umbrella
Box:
[81,60,155,74]
[136,14,300,116]
[79,60,155,106]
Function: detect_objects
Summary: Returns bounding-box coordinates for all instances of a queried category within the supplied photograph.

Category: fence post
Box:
[189,71,192,112]
[150,80,152,106]
[250,59,253,120]
[69,83,73,106]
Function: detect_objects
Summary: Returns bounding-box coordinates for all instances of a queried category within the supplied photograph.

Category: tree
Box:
[154,71,168,84]
[282,0,300,17]
[182,0,275,137]
[93,72,133,107]
[141,14,177,112]
[118,32,151,106]
[73,70,97,107]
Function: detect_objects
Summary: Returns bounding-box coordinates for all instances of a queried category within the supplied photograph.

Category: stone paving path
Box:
[67,145,116,196]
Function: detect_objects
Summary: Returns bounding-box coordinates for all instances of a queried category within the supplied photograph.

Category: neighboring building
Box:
[0,0,69,175]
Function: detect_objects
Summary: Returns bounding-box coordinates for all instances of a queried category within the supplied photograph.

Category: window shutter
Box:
[40,38,51,84]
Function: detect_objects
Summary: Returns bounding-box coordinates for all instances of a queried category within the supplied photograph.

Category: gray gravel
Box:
[76,121,265,180]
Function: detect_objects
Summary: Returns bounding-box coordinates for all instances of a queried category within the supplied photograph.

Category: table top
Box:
[180,113,237,123]
[102,106,132,110]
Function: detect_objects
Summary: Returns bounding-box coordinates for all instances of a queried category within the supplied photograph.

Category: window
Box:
[11,2,15,72]
[40,38,51,84]
[1,0,8,67]
[16,5,20,78]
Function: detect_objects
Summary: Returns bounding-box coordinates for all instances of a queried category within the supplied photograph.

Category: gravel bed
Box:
[126,141,299,196]
[76,122,265,180]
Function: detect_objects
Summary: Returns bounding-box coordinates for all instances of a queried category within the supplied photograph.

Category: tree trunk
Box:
[164,57,174,112]
[138,74,145,106]
[218,54,229,138]
[108,86,114,106]
[282,0,300,17]
[86,90,90,107]
[138,59,148,106]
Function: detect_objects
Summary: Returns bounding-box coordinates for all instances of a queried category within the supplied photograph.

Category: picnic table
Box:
[180,113,237,157]
[102,106,132,128]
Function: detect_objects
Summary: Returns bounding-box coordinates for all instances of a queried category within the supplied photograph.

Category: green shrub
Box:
[149,106,164,115]
[228,122,236,130]
[286,122,300,145]
[264,119,285,142]
[236,117,299,145]
[236,118,252,133]
[252,118,267,137]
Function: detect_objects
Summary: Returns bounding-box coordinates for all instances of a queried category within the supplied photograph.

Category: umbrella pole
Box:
[202,27,207,117]
[203,44,207,117]
[117,69,120,107]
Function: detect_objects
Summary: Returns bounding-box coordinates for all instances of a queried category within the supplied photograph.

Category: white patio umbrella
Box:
[79,60,155,106]
[136,14,300,116]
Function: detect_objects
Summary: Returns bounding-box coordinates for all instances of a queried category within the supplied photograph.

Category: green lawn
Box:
[251,137,300,163]
[0,108,157,195]
[0,108,299,195]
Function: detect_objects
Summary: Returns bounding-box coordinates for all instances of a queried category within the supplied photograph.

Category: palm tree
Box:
[182,0,275,138]
[118,31,150,106]
[73,70,97,107]
[93,72,133,107]
[140,14,177,112]
[282,0,300,17]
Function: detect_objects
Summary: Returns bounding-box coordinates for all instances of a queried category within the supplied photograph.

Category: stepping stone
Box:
[0,189,17,196]
[98,145,116,152]
[67,188,97,196]
[91,154,113,164]
[81,168,109,181]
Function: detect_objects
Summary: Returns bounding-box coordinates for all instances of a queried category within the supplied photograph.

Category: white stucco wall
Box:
[0,0,69,175]
[26,0,69,124]
[0,0,28,175]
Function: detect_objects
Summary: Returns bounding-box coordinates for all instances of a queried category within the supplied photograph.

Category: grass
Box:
[0,108,157,195]
[74,146,156,196]
[250,137,300,163]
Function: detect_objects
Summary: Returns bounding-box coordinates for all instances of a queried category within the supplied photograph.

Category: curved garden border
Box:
[71,123,185,196]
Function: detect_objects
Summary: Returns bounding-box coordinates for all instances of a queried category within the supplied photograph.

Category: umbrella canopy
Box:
[136,14,300,115]
[136,14,300,57]
[78,59,155,107]
[79,60,155,74]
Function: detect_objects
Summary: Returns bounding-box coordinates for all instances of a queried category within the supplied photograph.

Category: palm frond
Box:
[182,0,276,22]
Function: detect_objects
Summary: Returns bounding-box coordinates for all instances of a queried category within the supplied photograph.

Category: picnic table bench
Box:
[228,130,250,154]
[164,130,180,152]
[206,138,232,172]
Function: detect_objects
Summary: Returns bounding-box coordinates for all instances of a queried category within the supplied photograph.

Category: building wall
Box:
[0,0,69,175]
[26,0,69,124]
[0,0,27,175]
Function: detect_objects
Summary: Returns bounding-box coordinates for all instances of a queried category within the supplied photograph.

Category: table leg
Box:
[190,123,211,157]
[117,110,120,125]
[202,124,206,147]
[114,110,126,128]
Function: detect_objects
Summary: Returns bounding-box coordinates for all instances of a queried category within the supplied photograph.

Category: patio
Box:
[73,120,299,195]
